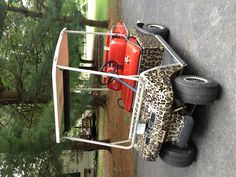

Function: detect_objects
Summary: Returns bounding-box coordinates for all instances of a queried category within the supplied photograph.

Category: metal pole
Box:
[73,88,109,92]
[57,65,140,82]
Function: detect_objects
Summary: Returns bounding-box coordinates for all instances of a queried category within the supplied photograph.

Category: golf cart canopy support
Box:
[52,28,144,149]
[52,27,186,150]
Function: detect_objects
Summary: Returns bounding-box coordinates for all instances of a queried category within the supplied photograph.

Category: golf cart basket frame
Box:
[52,27,186,150]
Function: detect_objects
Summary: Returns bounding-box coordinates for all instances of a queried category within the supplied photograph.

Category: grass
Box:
[87,0,108,21]
[86,0,109,60]
[97,107,105,177]
[94,0,107,164]
[94,0,109,21]
[123,115,130,125]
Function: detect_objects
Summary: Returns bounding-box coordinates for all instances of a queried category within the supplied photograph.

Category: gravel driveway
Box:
[120,0,236,177]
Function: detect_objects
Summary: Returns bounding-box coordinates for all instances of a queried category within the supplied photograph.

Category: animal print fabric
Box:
[129,28,165,73]
[134,64,185,161]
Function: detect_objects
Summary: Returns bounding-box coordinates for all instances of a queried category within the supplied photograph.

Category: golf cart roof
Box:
[52,28,68,143]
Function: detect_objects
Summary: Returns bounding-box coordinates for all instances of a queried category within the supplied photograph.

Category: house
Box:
[61,151,95,177]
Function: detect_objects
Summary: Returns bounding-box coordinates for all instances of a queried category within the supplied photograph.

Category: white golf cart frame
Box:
[52,27,185,150]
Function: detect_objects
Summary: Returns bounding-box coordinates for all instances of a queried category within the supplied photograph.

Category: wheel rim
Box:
[184,76,208,83]
[148,24,165,30]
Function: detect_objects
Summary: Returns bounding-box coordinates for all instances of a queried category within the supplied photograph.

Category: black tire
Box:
[142,23,169,41]
[160,142,196,167]
[173,75,219,105]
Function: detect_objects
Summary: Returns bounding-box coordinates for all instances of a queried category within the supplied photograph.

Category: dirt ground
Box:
[98,1,135,177]
[108,0,121,27]
[102,91,135,177]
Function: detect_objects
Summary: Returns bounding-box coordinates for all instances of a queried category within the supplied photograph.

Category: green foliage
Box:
[70,91,92,125]
[0,96,92,176]
[0,0,87,97]
[0,102,68,176]
[94,0,108,21]
[0,0,7,39]
[0,0,93,176]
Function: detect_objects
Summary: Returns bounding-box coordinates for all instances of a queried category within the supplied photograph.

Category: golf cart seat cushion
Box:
[112,21,127,35]
[109,38,126,66]
[121,38,141,111]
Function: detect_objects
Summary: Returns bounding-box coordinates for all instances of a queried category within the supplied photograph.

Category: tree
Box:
[0,102,65,176]
[0,101,110,176]
[0,78,50,104]
[1,0,109,28]
[0,0,109,105]
[72,140,111,152]
[0,0,108,176]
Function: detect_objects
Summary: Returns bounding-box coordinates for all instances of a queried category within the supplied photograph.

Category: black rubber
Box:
[79,58,93,64]
[176,115,194,148]
[78,66,94,70]
[160,142,196,167]
[173,75,219,105]
[117,98,125,110]
[142,23,169,41]
[99,60,119,85]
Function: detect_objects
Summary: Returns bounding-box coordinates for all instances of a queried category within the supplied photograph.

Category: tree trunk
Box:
[6,6,109,28]
[0,79,5,92]
[0,90,50,104]
[71,139,111,151]
[80,59,93,64]
[90,95,107,108]
[80,18,109,28]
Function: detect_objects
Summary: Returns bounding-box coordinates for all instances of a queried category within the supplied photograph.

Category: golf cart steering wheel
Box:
[99,60,119,85]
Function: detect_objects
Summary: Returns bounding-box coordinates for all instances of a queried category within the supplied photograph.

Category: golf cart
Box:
[52,22,219,167]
